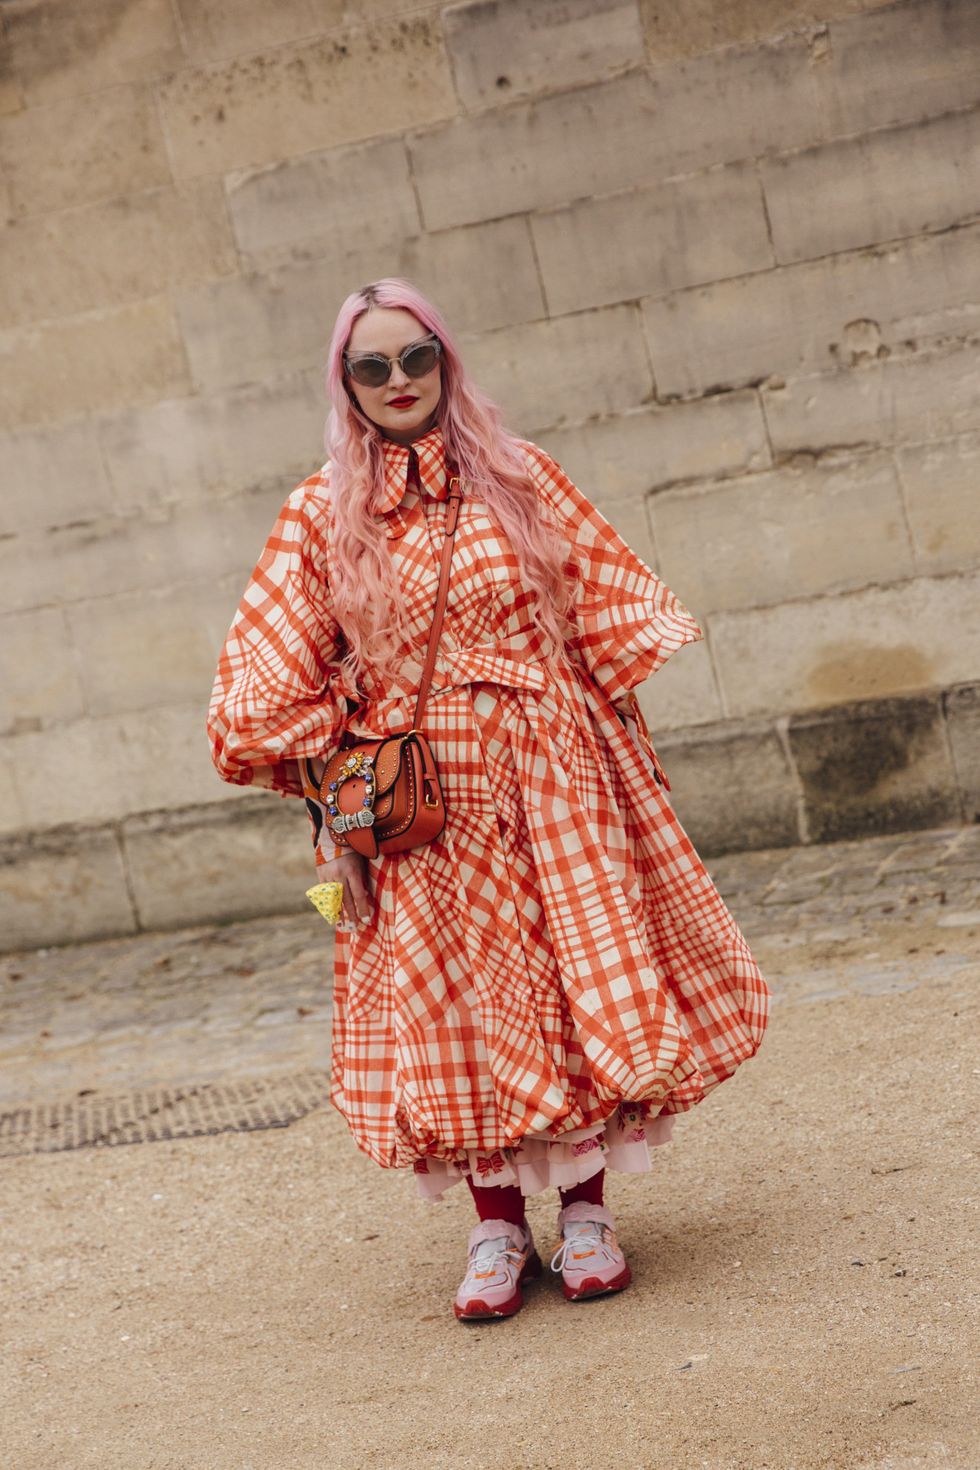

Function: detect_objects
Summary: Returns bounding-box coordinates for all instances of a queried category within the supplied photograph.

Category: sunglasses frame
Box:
[342,332,443,388]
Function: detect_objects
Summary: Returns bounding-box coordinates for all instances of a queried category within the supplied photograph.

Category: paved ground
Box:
[2,825,978,1469]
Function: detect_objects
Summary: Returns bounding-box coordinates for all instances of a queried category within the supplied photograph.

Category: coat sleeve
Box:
[520,439,704,704]
[206,477,356,814]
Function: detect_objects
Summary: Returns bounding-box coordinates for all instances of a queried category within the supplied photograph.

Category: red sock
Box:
[466,1175,527,1227]
[559,1169,605,1210]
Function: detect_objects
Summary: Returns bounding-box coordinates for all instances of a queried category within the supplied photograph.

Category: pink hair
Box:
[322,277,579,689]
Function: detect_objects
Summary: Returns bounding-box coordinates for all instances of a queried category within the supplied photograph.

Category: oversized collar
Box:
[374,423,451,516]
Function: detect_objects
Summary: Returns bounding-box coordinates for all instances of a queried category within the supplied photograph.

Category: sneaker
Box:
[550,1200,632,1301]
[453,1218,542,1322]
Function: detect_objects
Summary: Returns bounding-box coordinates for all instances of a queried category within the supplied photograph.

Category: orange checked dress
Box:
[207,425,770,1194]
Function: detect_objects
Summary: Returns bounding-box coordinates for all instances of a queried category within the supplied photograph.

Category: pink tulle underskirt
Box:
[412,1102,675,1202]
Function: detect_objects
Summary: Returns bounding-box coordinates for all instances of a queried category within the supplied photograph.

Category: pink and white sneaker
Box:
[453,1218,542,1322]
[550,1201,632,1301]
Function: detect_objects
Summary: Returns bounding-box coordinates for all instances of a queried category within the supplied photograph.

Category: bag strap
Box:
[412,465,463,729]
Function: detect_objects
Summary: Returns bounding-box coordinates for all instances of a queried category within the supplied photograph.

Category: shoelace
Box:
[465,1237,525,1281]
[550,1224,607,1273]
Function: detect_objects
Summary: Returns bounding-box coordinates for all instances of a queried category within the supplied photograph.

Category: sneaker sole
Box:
[454,1250,543,1321]
[562,1262,632,1301]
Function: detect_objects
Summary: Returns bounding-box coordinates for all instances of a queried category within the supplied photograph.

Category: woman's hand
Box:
[316,849,373,928]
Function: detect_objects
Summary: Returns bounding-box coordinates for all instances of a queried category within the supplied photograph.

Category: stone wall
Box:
[1,0,978,949]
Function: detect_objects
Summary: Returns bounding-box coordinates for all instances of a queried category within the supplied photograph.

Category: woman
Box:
[207,277,770,1322]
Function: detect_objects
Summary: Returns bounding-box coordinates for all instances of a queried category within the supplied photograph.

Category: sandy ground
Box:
[2,826,978,1470]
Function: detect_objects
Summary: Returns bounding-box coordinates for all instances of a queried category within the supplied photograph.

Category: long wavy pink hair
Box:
[323,277,580,688]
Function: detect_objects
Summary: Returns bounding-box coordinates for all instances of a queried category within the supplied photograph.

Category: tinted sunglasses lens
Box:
[348,356,390,388]
[402,342,439,378]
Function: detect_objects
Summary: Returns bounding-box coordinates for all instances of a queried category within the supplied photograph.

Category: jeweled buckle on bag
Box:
[324,749,377,835]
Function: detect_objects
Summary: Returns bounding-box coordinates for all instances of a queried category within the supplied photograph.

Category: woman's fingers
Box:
[345,858,373,923]
[315,853,372,927]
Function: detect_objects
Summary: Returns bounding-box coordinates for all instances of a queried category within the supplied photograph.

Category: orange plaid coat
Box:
[207,425,770,1170]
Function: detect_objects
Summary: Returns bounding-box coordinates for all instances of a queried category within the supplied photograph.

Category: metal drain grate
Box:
[0,1070,331,1157]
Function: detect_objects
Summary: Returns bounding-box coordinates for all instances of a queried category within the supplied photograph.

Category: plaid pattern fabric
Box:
[207,425,770,1170]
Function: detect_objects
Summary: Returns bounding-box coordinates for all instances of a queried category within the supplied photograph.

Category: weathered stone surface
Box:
[67,584,233,717]
[638,0,893,61]
[461,305,653,434]
[643,224,980,397]
[650,453,913,614]
[0,607,84,734]
[7,701,241,831]
[945,681,980,825]
[637,638,725,731]
[98,371,326,512]
[898,432,980,577]
[710,571,980,718]
[763,344,980,455]
[0,181,237,329]
[0,753,25,835]
[410,72,661,230]
[177,216,544,391]
[531,164,773,316]
[227,136,420,269]
[0,491,279,615]
[0,83,171,217]
[828,0,980,135]
[2,420,115,532]
[762,109,980,264]
[0,298,191,432]
[444,0,644,111]
[539,392,770,496]
[158,17,455,180]
[0,828,136,950]
[175,0,342,63]
[3,0,182,106]
[788,693,961,843]
[654,719,801,855]
[123,798,312,930]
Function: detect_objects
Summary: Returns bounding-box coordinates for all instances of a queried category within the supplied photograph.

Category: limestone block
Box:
[0,607,84,734]
[98,371,326,512]
[788,693,960,843]
[227,136,420,269]
[643,224,980,398]
[117,702,266,814]
[710,571,980,719]
[157,16,455,180]
[0,298,191,433]
[763,345,980,456]
[410,72,664,230]
[175,0,340,62]
[0,84,171,217]
[0,488,283,615]
[176,216,545,392]
[539,391,770,496]
[3,0,182,106]
[945,682,980,825]
[0,181,238,329]
[444,0,644,111]
[0,752,26,834]
[10,716,138,828]
[123,799,312,930]
[827,0,980,136]
[0,829,136,951]
[653,719,801,855]
[898,433,980,577]
[531,164,773,316]
[762,109,980,265]
[637,638,724,732]
[2,420,114,532]
[67,583,235,718]
[650,453,913,616]
[638,0,893,61]
[460,305,652,435]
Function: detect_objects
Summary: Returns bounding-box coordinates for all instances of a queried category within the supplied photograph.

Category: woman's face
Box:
[343,307,443,444]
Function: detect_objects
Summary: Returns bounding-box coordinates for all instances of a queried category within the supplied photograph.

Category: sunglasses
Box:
[343,333,443,389]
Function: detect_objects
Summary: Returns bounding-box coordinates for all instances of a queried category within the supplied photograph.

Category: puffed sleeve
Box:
[206,475,357,810]
[520,439,704,704]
